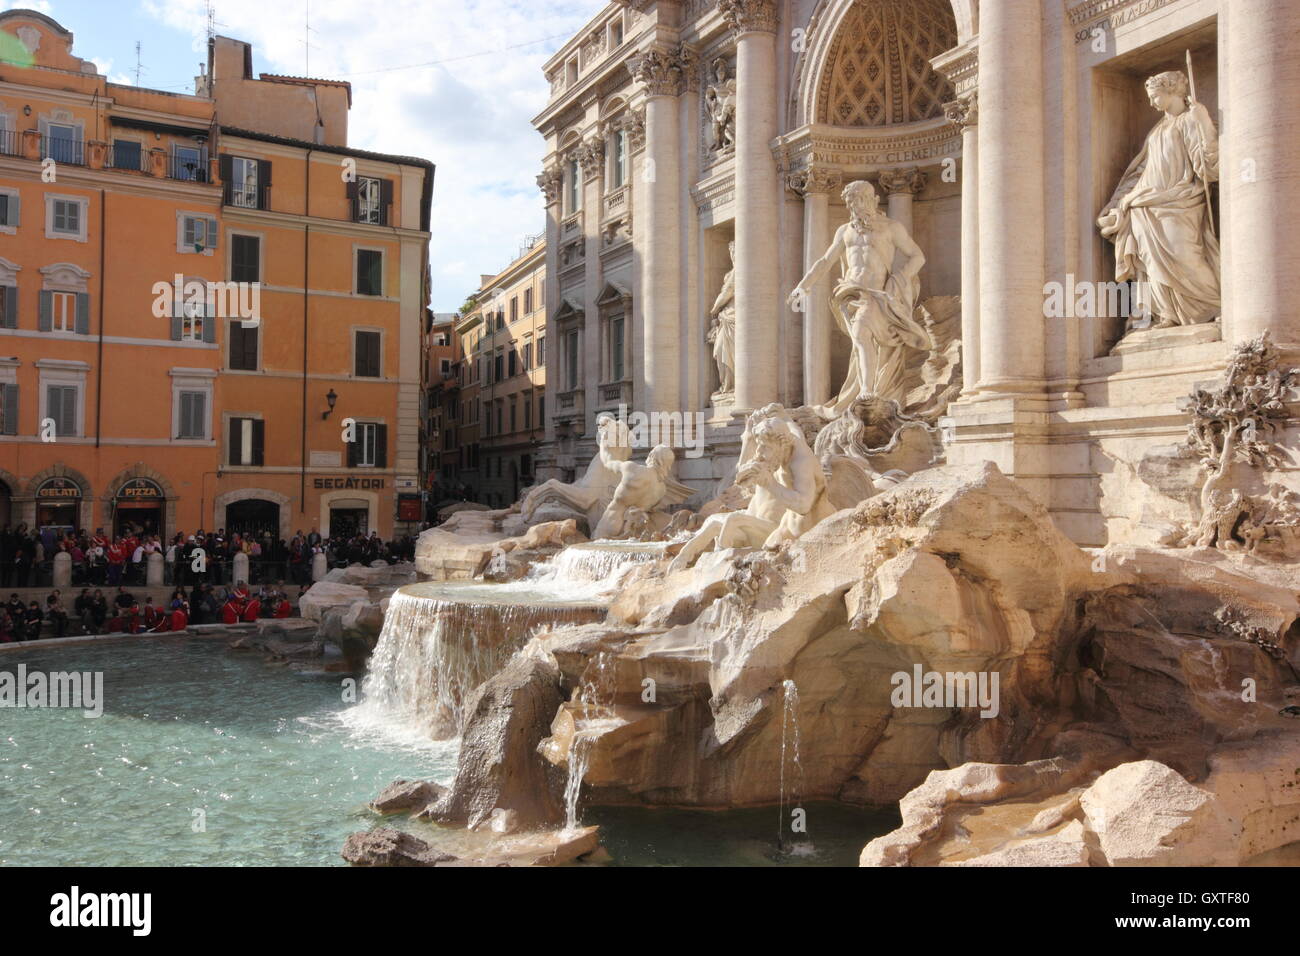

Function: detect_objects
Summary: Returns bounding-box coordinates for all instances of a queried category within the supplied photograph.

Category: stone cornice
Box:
[931,37,978,98]
[719,0,778,36]
[775,117,961,177]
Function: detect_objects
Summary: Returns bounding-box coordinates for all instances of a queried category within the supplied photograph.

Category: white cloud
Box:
[0,0,54,12]
[140,0,601,310]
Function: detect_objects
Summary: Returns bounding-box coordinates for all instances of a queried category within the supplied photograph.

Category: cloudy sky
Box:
[3,0,601,310]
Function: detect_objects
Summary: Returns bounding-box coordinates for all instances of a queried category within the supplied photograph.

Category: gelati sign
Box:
[36,477,81,499]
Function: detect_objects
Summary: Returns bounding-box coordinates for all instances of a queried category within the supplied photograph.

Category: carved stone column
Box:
[1222,0,1300,345]
[790,166,842,408]
[976,1,1045,396]
[877,166,926,236]
[677,45,705,414]
[536,162,565,472]
[632,46,685,414]
[944,93,980,393]
[722,0,780,412]
[579,135,606,429]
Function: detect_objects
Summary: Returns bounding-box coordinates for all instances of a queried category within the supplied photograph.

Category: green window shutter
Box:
[75,292,89,334]
[375,423,388,468]
[219,154,233,204]
[228,416,241,465]
[347,179,359,221]
[38,290,52,332]
[2,383,17,435]
[207,218,219,250]
[171,293,183,340]
[346,427,360,468]
[202,297,216,343]
[0,286,12,329]
[256,159,272,209]
[379,179,393,226]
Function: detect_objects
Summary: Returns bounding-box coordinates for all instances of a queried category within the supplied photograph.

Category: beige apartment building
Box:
[456,238,547,507]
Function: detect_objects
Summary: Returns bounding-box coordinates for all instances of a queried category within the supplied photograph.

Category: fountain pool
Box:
[1,637,901,866]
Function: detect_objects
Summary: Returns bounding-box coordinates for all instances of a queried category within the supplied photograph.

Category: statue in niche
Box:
[1097,69,1220,331]
[520,412,631,529]
[668,405,833,572]
[789,180,931,414]
[592,444,685,540]
[708,240,737,402]
[704,57,736,154]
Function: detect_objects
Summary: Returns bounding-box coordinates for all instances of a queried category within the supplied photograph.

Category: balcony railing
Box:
[224,182,270,210]
[41,135,84,166]
[0,128,19,157]
[168,154,210,183]
[106,144,148,172]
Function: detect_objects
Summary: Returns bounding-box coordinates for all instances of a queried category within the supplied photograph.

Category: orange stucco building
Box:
[0,11,433,542]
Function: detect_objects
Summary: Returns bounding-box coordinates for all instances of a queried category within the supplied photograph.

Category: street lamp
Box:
[322,388,338,420]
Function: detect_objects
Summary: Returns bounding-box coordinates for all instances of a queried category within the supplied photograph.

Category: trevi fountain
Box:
[332,0,1300,867]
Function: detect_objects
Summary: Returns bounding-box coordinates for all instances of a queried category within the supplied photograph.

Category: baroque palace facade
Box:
[0,11,433,542]
[533,0,1299,546]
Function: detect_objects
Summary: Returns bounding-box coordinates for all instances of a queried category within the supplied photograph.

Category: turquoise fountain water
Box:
[0,637,456,866]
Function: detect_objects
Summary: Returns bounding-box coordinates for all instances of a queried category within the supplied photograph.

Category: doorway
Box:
[328,507,368,540]
[226,499,281,541]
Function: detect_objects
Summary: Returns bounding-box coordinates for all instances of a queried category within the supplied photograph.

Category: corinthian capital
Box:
[537,164,564,206]
[943,92,978,130]
[719,0,778,36]
[786,165,842,197]
[878,166,927,196]
[578,136,606,178]
[631,46,685,97]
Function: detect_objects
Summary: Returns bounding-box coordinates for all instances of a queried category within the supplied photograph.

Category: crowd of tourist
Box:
[0,524,419,589]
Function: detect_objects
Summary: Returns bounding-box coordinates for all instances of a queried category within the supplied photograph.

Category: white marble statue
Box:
[704,58,736,154]
[520,412,631,527]
[592,444,678,540]
[708,241,737,401]
[668,405,833,572]
[789,180,931,413]
[1097,69,1220,330]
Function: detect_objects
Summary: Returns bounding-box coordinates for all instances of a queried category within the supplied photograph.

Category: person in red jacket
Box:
[220,594,242,625]
[106,539,127,586]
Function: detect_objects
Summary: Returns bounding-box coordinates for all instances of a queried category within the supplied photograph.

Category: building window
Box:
[176,390,207,439]
[356,248,383,296]
[44,123,82,165]
[524,398,532,430]
[111,138,142,171]
[510,297,518,322]
[347,421,387,468]
[0,188,21,231]
[38,289,89,335]
[609,315,625,381]
[567,158,581,214]
[565,329,579,390]
[537,336,545,365]
[494,351,504,382]
[610,129,627,188]
[508,349,517,378]
[353,176,390,225]
[495,403,503,435]
[180,301,205,341]
[524,288,533,313]
[227,416,264,465]
[229,156,261,208]
[46,196,87,242]
[230,234,260,283]
[355,329,381,377]
[179,214,218,254]
[229,320,259,370]
[521,341,532,371]
[509,401,517,433]
[46,384,78,436]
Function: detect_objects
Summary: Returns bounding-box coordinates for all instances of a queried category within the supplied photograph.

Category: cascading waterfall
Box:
[563,651,621,832]
[777,678,809,852]
[352,542,663,743]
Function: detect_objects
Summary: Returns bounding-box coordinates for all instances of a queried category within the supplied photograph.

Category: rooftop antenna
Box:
[132,41,145,86]
[206,0,216,43]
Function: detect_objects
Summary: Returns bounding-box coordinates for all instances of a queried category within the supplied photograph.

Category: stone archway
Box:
[214,488,292,541]
[24,462,94,531]
[100,462,179,539]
